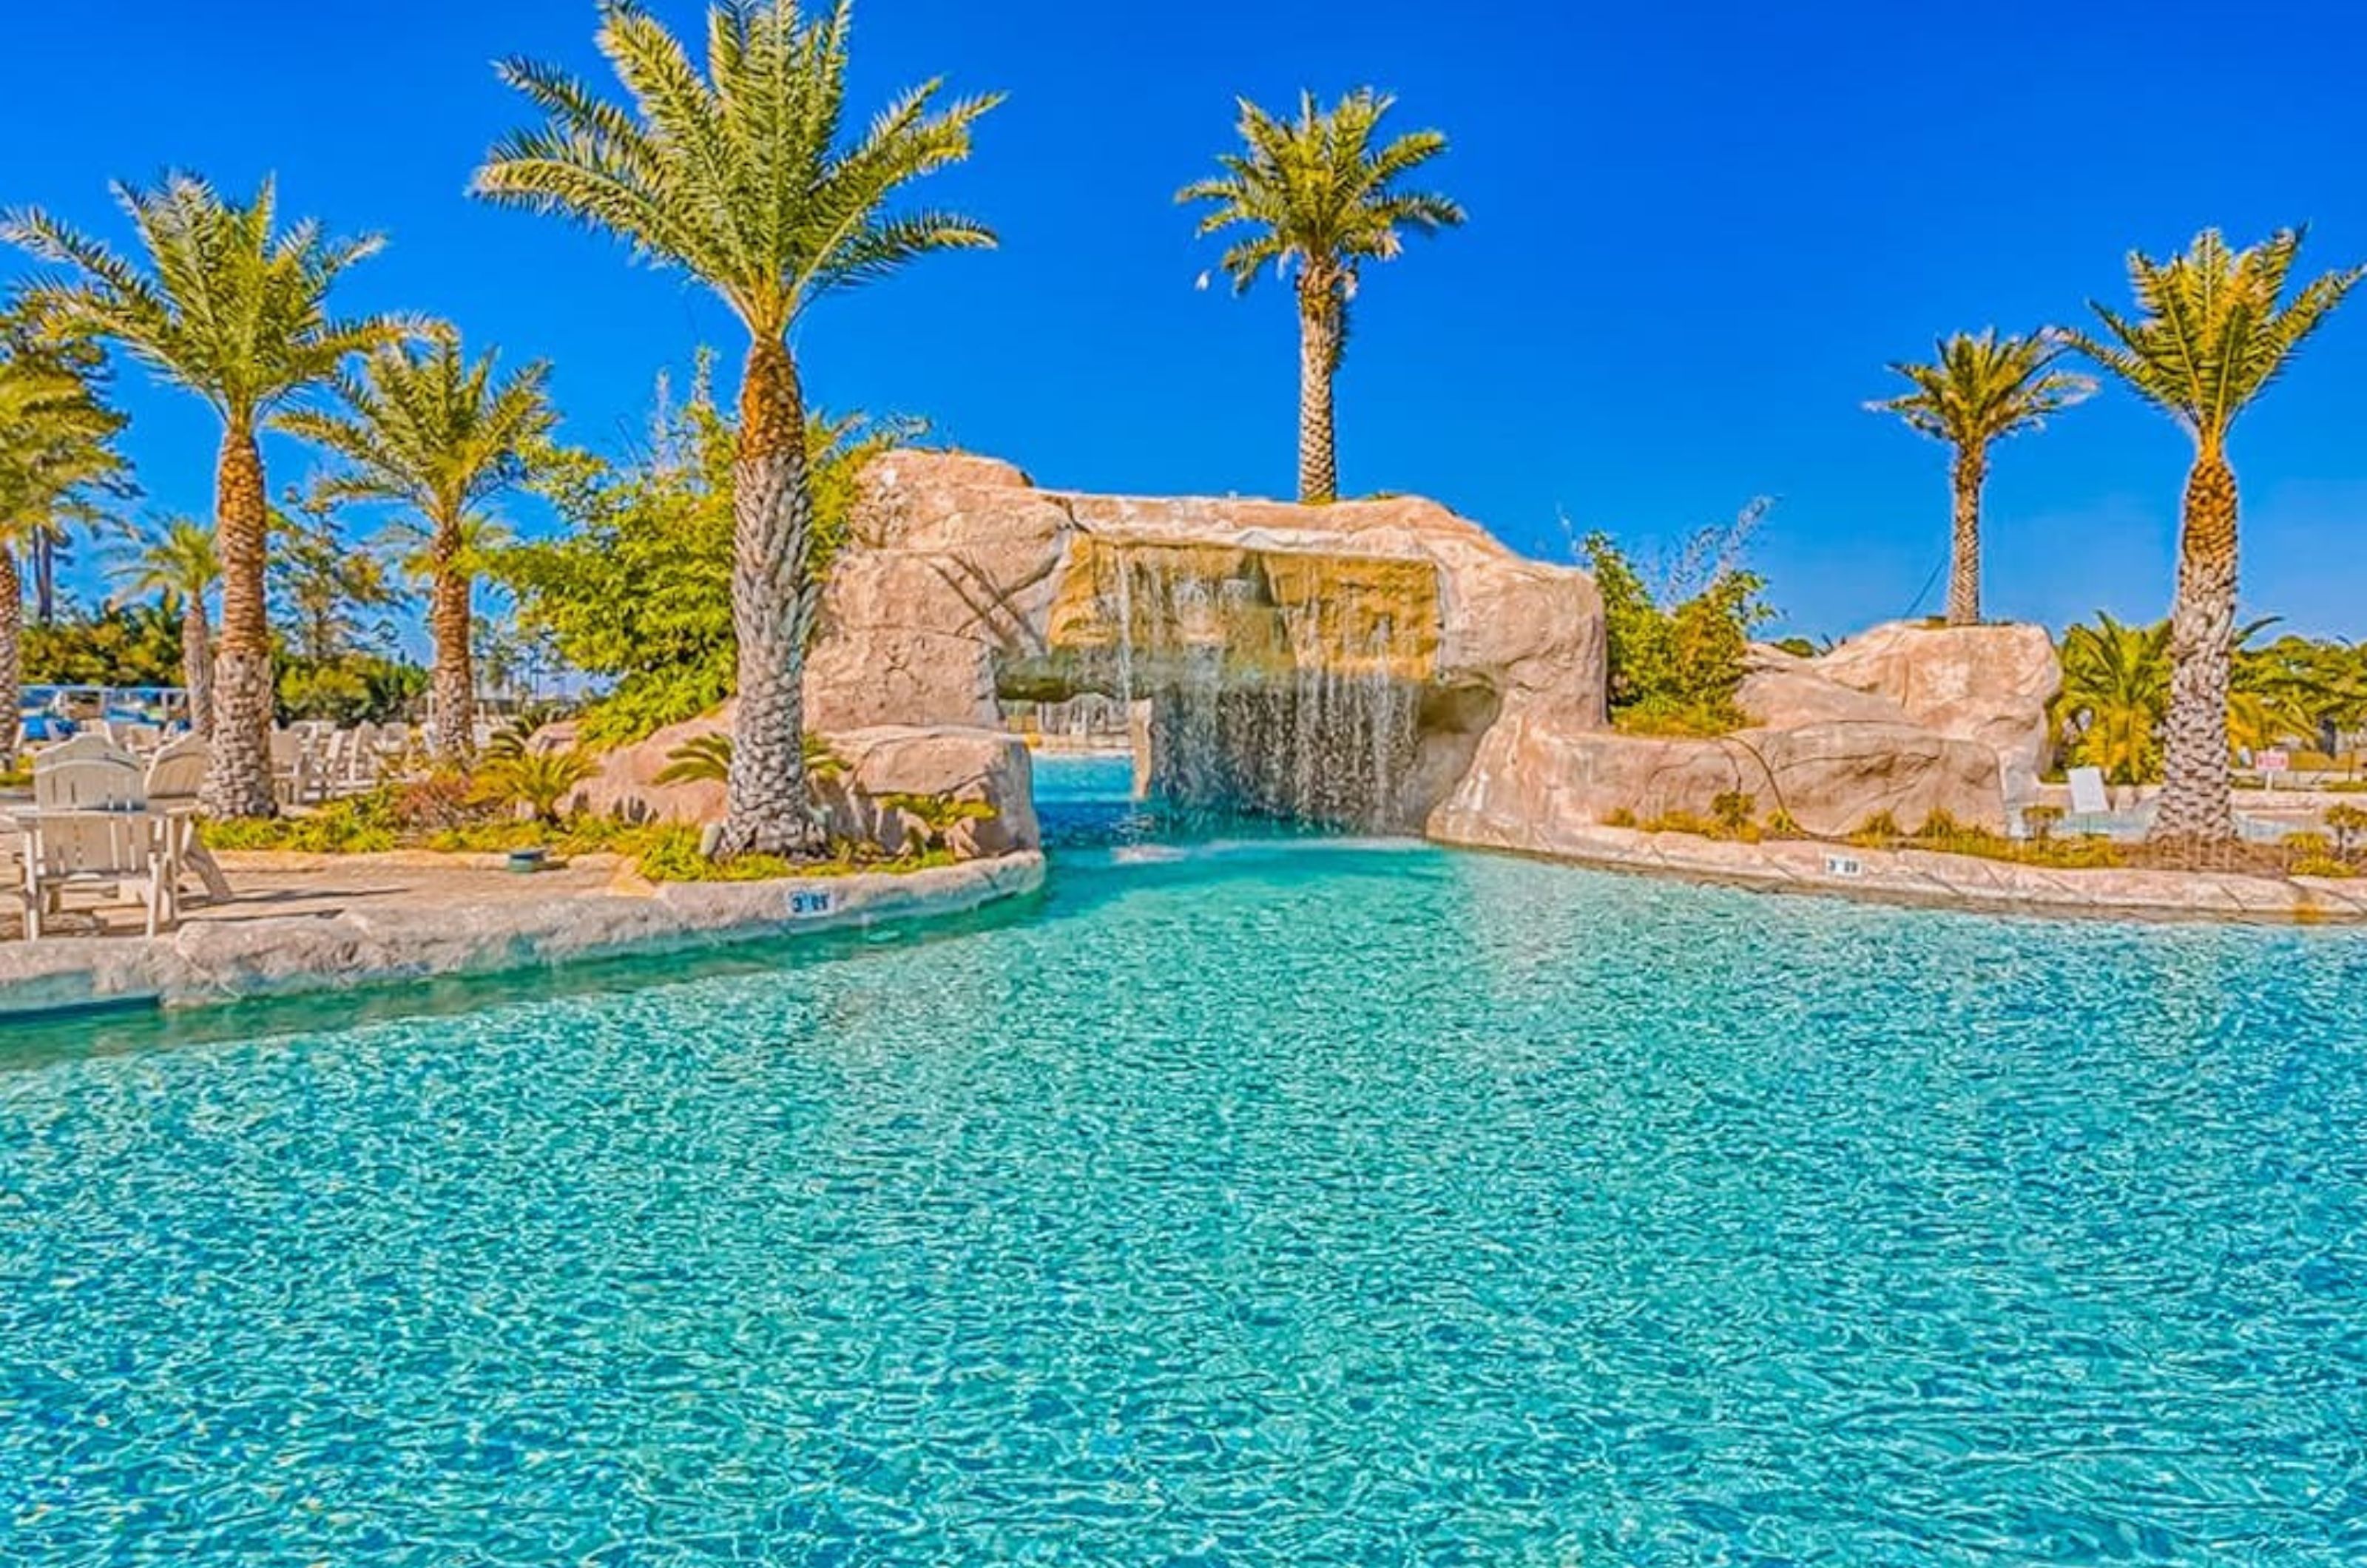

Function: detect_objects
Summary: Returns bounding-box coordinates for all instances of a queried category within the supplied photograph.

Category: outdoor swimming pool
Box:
[4,771,2364,1563]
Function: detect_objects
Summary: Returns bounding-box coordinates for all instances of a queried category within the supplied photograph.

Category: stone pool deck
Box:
[1435,820,2367,925]
[0,849,1045,1019]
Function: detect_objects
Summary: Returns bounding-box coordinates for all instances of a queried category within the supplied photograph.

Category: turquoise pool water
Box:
[4,775,2366,1562]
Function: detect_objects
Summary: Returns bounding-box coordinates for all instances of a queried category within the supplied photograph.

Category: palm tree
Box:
[2055,613,2170,785]
[4,174,412,817]
[281,331,556,759]
[110,516,220,737]
[1868,330,2093,626]
[1179,90,1463,505]
[474,0,998,859]
[0,341,129,757]
[2070,229,2362,842]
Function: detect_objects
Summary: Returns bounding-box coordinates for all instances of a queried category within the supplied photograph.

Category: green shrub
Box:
[2023,803,2066,842]
[1764,808,1803,839]
[201,793,401,854]
[1578,507,1775,738]
[1601,806,1639,829]
[1851,811,1902,845]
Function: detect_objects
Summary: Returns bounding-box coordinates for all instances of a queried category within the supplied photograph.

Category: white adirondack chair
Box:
[145,734,232,903]
[21,737,174,938]
[33,734,143,810]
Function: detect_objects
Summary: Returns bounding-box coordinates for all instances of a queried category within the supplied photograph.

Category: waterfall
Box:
[1080,540,1424,832]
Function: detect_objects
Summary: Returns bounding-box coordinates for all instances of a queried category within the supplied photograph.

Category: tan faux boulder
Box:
[1431,709,2006,846]
[567,709,1038,858]
[1737,646,1917,729]
[824,725,1039,858]
[1807,621,2060,801]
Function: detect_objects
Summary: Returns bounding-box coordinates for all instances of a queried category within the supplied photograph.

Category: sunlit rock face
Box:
[806,453,1606,831]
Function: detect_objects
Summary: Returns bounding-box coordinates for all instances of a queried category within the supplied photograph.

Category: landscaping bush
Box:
[1577,504,1775,737]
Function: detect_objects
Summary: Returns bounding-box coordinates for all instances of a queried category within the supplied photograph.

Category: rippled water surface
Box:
[5,788,2367,1563]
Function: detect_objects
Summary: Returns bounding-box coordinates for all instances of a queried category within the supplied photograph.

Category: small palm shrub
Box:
[473,746,597,825]
[879,792,995,857]
[2324,803,2367,857]
[2023,803,2066,842]
[654,731,843,788]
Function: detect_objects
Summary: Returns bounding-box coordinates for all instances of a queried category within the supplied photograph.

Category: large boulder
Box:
[1431,709,2007,846]
[1806,621,2060,802]
[569,710,1038,859]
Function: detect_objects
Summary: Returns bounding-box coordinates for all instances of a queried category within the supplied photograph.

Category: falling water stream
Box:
[1091,544,1426,832]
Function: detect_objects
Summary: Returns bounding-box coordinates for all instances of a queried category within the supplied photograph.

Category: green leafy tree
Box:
[4,174,412,815]
[2070,229,2361,842]
[108,516,219,734]
[0,322,132,755]
[271,490,408,663]
[1578,501,1775,734]
[1868,329,2093,626]
[1179,89,1462,505]
[475,0,999,859]
[499,361,902,747]
[281,329,557,759]
[24,601,184,689]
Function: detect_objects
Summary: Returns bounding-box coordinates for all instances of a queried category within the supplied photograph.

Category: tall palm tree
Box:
[1868,330,2093,626]
[281,331,556,759]
[4,174,412,817]
[111,516,220,737]
[1179,90,1463,505]
[2070,229,2361,842]
[0,343,129,758]
[475,0,999,859]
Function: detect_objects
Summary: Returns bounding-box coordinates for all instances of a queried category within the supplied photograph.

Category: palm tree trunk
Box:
[1945,445,1988,626]
[0,547,20,764]
[198,422,278,819]
[428,529,475,762]
[2152,447,2240,845]
[713,333,828,861]
[1295,278,1342,505]
[182,598,213,739]
[30,533,55,627]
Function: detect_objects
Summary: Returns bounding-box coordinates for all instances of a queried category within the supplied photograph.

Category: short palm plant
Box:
[1179,90,1462,505]
[4,175,412,816]
[1868,330,2093,625]
[2070,229,2362,842]
[473,741,598,826]
[2055,613,2170,785]
[281,330,556,760]
[110,516,220,736]
[475,0,999,859]
[655,729,840,787]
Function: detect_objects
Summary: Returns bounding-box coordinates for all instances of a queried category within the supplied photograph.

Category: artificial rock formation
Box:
[583,453,2059,863]
[805,452,1604,831]
[570,706,1040,859]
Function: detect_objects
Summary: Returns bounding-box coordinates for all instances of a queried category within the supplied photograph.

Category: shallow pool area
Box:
[5,781,2366,1562]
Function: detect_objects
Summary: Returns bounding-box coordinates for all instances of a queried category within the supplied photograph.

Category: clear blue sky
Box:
[4,0,2363,641]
